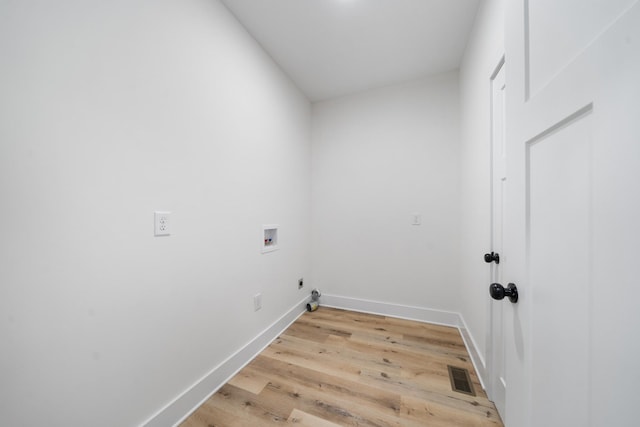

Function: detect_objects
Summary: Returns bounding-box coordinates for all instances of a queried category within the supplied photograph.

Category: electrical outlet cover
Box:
[154,211,171,236]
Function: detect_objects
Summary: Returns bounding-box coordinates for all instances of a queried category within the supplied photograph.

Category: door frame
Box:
[485,54,506,418]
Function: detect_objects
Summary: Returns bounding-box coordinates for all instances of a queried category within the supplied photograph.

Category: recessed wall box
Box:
[262,225,279,253]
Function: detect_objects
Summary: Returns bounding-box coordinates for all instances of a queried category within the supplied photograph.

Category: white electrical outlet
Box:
[254,293,262,311]
[411,213,422,225]
[154,211,171,236]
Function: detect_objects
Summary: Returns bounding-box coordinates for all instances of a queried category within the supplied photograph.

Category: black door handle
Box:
[484,252,500,264]
[489,283,518,303]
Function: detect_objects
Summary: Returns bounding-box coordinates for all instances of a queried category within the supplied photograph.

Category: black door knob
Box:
[484,252,500,264]
[489,283,518,303]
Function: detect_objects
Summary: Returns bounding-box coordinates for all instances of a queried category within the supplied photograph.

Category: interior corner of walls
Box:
[320,294,488,391]
[140,296,308,427]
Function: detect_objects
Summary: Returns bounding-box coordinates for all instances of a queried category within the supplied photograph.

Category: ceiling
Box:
[220,0,481,102]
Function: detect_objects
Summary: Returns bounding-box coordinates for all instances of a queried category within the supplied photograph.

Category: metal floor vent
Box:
[447,365,476,396]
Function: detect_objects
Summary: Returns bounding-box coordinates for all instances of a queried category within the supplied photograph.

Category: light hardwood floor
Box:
[181,307,503,427]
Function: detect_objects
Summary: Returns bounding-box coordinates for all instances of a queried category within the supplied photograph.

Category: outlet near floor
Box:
[253,293,262,311]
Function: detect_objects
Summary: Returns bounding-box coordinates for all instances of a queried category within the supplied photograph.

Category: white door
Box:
[503,1,640,426]
[487,58,506,418]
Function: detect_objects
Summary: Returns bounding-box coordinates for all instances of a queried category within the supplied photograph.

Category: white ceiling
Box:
[220,0,480,101]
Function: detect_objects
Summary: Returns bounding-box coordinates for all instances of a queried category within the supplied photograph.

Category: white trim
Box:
[141,295,308,427]
[458,312,487,390]
[320,294,459,326]
[319,294,487,390]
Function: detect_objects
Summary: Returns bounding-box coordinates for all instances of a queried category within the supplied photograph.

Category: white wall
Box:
[0,1,311,426]
[311,72,461,311]
[458,0,505,367]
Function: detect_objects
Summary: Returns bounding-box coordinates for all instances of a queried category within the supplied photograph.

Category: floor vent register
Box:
[447,365,476,396]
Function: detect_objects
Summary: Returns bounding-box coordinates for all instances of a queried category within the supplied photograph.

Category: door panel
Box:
[527,0,636,96]
[505,1,640,426]
[528,110,591,427]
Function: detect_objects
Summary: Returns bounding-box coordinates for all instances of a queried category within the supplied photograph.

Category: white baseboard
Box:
[320,294,486,390]
[457,314,487,389]
[141,295,309,427]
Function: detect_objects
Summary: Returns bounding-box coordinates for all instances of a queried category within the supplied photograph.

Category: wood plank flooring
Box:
[181,307,503,427]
